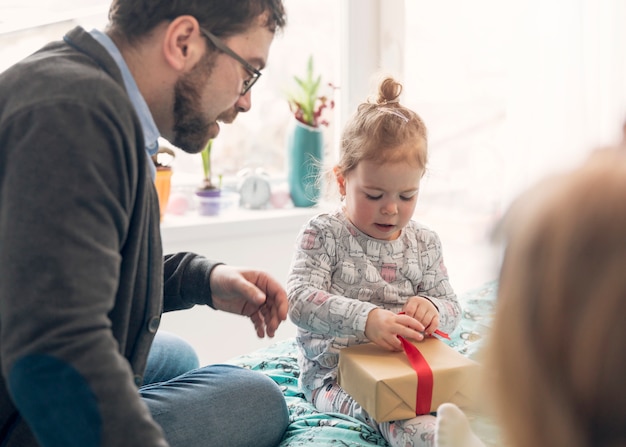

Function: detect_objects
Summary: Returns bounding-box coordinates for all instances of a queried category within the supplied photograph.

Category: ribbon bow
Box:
[397,312,450,415]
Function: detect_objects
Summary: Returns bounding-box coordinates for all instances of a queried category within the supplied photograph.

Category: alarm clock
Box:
[237,168,272,209]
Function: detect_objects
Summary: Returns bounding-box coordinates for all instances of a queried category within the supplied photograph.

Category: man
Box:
[0,1,290,446]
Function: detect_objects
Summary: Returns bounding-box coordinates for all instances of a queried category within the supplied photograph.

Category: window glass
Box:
[170,0,340,188]
[0,1,339,190]
[402,0,626,222]
[0,1,108,36]
[402,0,508,220]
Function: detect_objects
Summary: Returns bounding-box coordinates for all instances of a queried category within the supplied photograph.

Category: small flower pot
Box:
[195,189,239,216]
[155,167,173,221]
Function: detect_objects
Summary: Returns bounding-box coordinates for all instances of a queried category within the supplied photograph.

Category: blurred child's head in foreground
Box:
[489,147,626,447]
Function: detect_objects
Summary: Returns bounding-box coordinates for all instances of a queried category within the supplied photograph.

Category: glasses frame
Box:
[199,27,261,96]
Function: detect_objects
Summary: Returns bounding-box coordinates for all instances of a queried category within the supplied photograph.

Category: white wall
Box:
[159,207,322,364]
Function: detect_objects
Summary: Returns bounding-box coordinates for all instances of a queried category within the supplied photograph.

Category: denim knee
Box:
[144,331,200,385]
[210,365,289,446]
[141,364,289,447]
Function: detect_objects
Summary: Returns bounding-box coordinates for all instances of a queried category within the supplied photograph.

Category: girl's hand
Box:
[364,308,425,351]
[402,296,440,336]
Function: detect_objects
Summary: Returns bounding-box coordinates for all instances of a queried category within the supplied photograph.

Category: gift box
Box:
[337,337,481,422]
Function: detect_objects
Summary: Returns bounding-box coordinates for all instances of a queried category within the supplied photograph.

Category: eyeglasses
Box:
[199,27,261,96]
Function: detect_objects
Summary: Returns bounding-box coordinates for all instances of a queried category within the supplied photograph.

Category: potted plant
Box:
[287,55,334,128]
[286,55,335,207]
[195,139,223,216]
[152,147,175,221]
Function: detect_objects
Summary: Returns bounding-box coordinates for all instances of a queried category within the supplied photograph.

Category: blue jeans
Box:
[141,332,289,447]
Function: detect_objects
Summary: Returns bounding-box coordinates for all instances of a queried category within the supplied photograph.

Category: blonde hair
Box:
[488,148,626,447]
[336,76,428,178]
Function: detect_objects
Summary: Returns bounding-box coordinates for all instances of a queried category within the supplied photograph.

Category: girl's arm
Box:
[287,219,377,338]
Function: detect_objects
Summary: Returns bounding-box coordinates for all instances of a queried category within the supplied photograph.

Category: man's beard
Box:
[171,53,218,154]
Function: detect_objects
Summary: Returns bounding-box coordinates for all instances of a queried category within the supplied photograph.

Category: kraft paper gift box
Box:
[337,337,481,422]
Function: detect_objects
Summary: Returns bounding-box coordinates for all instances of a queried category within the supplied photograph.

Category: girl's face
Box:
[335,152,423,241]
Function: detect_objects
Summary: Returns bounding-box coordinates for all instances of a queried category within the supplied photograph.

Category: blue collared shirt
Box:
[89,29,160,178]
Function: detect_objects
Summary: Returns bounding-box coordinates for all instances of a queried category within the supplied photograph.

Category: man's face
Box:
[171,50,215,153]
[170,16,275,154]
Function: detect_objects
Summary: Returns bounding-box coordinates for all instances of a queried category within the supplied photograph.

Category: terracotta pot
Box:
[154,167,173,221]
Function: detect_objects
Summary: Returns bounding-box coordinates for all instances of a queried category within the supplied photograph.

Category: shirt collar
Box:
[89,29,161,161]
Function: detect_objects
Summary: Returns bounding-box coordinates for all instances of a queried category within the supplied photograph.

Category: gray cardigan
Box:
[0,27,219,446]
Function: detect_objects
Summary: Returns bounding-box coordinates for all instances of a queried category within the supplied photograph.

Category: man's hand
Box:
[209,265,288,338]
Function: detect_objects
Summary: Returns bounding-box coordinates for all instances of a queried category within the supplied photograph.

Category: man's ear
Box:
[162,15,204,72]
[334,166,347,196]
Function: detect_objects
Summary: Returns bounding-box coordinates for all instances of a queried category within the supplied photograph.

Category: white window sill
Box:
[160,205,332,287]
[160,206,326,243]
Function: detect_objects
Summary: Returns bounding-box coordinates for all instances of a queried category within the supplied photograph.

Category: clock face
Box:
[239,175,272,209]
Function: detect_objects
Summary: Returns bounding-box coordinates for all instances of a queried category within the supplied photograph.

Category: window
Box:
[171,0,340,190]
[398,0,626,220]
[4,0,625,215]
[0,1,108,37]
[0,1,340,193]
[401,0,509,220]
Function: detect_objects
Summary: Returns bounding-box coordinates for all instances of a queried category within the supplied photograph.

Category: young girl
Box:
[286,76,462,447]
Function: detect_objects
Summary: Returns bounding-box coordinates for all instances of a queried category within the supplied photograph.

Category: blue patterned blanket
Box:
[228,280,499,446]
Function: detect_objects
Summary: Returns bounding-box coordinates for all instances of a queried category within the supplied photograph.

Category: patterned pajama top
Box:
[287,208,462,399]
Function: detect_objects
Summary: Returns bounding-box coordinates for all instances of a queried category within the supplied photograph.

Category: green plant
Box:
[199,139,221,190]
[287,55,334,128]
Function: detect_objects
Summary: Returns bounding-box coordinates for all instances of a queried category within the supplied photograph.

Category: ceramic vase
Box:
[287,120,323,207]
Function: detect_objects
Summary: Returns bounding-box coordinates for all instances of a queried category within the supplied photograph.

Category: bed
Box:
[227,280,501,446]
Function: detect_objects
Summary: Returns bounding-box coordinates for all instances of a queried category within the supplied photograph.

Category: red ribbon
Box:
[434,329,450,340]
[395,311,449,415]
[396,312,450,340]
[398,336,434,415]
